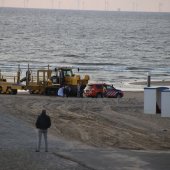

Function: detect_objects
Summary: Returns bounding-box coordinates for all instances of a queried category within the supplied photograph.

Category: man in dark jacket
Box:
[35,109,51,152]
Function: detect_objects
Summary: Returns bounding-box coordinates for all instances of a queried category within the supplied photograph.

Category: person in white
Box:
[57,86,64,97]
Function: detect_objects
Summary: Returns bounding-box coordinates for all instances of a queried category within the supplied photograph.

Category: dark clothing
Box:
[36,113,51,130]
[80,85,84,97]
[64,86,71,97]
[35,111,51,152]
[37,129,48,152]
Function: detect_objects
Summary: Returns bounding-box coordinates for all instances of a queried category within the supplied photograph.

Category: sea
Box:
[0,8,170,89]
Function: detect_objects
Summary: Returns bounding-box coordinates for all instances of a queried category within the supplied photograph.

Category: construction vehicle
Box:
[0,64,90,96]
[22,65,90,96]
[0,65,25,94]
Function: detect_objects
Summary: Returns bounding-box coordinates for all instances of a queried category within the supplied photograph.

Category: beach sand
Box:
[1,89,170,150]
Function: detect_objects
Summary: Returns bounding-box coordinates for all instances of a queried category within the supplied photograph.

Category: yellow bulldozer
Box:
[21,65,90,96]
[0,64,90,96]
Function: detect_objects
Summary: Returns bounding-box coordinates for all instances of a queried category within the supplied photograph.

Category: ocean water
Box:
[0,8,170,88]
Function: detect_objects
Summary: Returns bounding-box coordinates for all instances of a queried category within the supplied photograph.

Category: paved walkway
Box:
[1,111,170,170]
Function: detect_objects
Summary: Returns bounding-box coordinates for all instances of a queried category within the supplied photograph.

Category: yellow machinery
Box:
[0,66,25,94]
[0,65,90,96]
[25,65,90,96]
[26,66,53,95]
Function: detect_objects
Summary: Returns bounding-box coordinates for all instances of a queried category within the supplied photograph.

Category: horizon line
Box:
[1,6,170,14]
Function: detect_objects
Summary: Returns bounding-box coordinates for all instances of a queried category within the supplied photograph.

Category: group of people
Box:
[57,83,84,97]
[57,85,71,97]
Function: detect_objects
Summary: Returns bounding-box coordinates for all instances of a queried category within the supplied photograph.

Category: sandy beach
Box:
[1,84,170,170]
[1,89,170,150]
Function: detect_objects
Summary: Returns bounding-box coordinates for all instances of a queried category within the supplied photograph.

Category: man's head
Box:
[42,109,46,115]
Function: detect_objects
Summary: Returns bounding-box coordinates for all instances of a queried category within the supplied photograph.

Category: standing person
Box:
[77,83,81,97]
[103,84,107,97]
[80,84,84,97]
[57,86,64,97]
[35,109,51,152]
[65,85,71,97]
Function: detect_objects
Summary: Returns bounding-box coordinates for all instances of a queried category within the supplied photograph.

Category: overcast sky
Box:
[1,0,170,12]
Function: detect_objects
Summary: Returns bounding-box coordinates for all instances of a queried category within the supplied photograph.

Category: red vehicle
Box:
[83,83,124,98]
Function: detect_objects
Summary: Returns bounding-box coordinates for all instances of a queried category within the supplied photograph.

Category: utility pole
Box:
[24,0,29,8]
[27,0,29,8]
[77,0,80,10]
[1,0,4,7]
[132,1,138,11]
[105,0,109,11]
[135,2,138,11]
[58,0,61,9]
[82,0,85,10]
[158,2,162,12]
[24,0,26,8]
[51,0,54,9]
[132,2,135,11]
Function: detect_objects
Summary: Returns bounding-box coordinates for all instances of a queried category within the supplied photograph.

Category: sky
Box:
[1,0,170,12]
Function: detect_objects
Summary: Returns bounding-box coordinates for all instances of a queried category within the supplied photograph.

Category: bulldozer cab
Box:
[55,67,73,77]
[51,67,89,86]
[51,67,74,85]
[62,68,73,77]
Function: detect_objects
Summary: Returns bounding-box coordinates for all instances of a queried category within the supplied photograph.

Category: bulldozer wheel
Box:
[29,90,35,94]
[11,89,17,95]
[6,87,12,94]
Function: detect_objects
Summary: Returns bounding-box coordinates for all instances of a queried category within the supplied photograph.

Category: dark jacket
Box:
[35,113,51,130]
